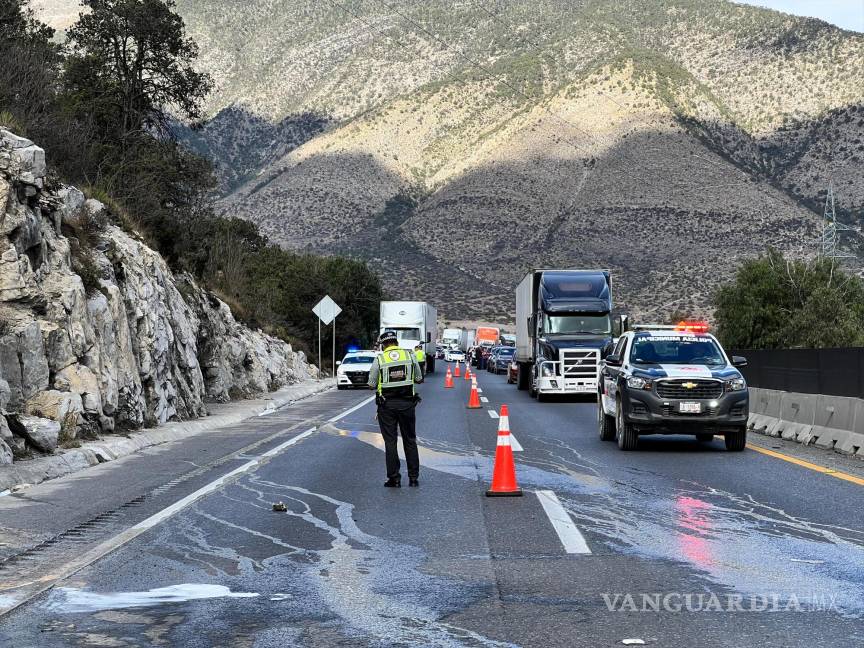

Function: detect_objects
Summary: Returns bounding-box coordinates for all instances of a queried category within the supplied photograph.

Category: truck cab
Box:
[516,270,613,400]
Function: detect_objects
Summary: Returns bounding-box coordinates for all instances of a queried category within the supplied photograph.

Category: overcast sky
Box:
[734,1,864,32]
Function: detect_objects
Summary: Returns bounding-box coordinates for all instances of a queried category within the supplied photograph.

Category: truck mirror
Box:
[618,314,629,334]
[605,354,622,366]
[336,361,341,366]
[732,355,748,368]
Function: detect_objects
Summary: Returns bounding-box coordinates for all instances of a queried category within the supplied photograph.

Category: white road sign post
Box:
[312,295,342,380]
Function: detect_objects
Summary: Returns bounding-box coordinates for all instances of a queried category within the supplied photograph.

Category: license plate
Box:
[679,402,702,414]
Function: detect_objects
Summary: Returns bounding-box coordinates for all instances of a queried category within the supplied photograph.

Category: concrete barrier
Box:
[748,388,864,459]
[747,388,782,436]
[811,394,858,454]
[774,392,816,444]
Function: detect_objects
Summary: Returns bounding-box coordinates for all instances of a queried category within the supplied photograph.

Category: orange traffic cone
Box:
[467,377,482,409]
[486,404,522,497]
[445,367,454,389]
[454,362,461,378]
[464,364,472,380]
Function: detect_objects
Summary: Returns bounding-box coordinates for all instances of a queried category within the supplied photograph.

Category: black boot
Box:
[409,478,419,487]
[384,477,401,488]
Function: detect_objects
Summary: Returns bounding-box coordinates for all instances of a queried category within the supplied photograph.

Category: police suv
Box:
[598,324,749,451]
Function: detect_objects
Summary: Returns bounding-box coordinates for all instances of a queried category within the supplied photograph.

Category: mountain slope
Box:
[34,0,864,321]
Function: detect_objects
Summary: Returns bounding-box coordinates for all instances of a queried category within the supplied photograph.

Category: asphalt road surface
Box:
[1,368,863,647]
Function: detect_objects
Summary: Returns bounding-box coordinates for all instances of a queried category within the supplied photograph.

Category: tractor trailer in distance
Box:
[515,270,613,400]
[380,301,438,374]
[441,328,462,349]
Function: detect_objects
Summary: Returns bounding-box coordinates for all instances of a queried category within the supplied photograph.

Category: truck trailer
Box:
[380,301,438,374]
[515,270,613,400]
[475,327,500,348]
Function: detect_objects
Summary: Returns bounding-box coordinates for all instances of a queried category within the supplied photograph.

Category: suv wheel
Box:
[724,427,747,451]
[616,401,638,451]
[598,397,616,441]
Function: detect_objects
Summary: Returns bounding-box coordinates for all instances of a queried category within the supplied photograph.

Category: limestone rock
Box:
[25,390,84,426]
[0,378,10,411]
[10,414,60,453]
[0,127,314,463]
[0,439,12,465]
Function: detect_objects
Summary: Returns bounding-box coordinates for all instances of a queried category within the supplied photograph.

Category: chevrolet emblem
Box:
[681,382,698,389]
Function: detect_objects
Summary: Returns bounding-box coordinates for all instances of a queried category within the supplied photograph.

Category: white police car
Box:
[598,324,749,451]
[336,351,377,389]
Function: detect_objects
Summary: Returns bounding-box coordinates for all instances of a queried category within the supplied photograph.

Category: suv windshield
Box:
[630,336,726,366]
[543,314,611,335]
[498,348,515,356]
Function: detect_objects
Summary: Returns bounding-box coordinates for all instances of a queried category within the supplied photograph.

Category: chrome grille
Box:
[561,349,599,379]
[656,379,723,399]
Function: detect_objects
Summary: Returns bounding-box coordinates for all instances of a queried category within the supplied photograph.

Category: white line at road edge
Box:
[509,434,524,452]
[480,396,489,403]
[535,490,591,554]
[487,410,499,419]
[0,394,374,617]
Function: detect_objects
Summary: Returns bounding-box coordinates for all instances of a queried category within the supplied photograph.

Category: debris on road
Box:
[272,502,287,512]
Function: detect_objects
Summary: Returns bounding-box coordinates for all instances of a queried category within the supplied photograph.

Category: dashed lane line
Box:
[487,410,499,419]
[509,434,524,452]
[480,397,489,403]
[535,490,591,554]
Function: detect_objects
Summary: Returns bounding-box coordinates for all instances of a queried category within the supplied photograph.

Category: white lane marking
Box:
[509,434,524,452]
[535,490,591,554]
[0,396,371,617]
[480,396,489,403]
[477,388,483,393]
[487,410,499,419]
[327,395,375,422]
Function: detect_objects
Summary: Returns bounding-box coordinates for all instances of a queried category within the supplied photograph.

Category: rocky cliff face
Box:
[0,129,313,465]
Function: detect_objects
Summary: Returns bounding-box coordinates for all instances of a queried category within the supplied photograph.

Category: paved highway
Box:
[1,369,863,647]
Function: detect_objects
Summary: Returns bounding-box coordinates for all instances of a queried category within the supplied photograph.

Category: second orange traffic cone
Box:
[486,404,522,497]
[454,362,461,378]
[444,367,454,388]
[464,364,472,380]
[467,376,482,409]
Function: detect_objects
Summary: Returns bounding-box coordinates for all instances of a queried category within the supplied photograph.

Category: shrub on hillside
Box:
[714,249,864,349]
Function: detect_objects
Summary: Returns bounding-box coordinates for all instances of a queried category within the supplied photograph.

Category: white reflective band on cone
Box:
[497,433,511,446]
[498,416,510,431]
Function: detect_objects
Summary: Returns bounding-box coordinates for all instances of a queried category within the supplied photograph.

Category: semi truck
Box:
[515,270,613,400]
[380,301,438,374]
[441,328,462,349]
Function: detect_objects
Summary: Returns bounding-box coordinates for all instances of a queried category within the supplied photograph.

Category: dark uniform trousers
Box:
[377,397,419,480]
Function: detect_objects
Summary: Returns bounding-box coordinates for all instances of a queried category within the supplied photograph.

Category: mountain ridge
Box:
[32,0,864,321]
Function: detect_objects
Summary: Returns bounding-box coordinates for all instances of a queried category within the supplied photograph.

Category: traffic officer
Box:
[367,330,424,487]
[413,342,426,379]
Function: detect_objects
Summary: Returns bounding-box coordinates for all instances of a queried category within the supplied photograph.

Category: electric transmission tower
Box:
[820,181,855,260]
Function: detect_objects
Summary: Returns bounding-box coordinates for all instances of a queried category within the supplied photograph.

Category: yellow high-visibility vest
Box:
[377,347,415,396]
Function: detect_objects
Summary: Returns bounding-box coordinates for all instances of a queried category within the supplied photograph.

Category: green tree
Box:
[0,0,61,133]
[714,250,864,349]
[65,0,212,142]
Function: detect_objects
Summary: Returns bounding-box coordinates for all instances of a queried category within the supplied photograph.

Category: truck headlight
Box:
[541,364,555,377]
[725,377,746,392]
[627,376,653,390]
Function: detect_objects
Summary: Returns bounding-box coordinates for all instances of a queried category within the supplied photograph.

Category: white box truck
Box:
[380,301,438,374]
